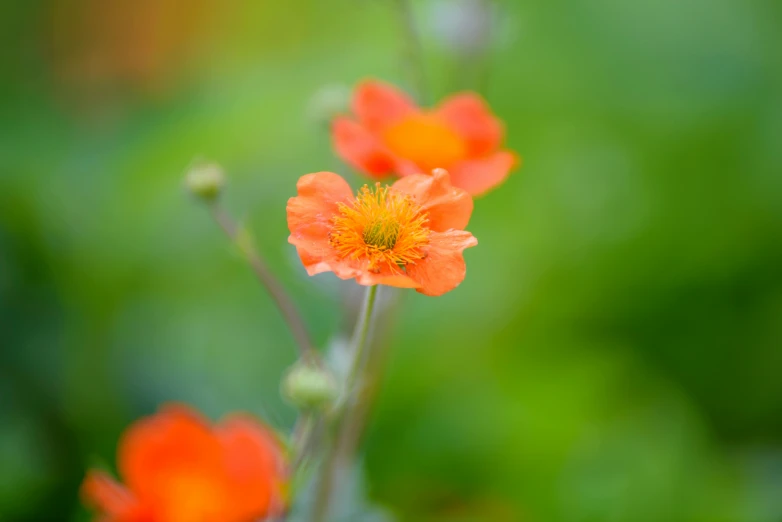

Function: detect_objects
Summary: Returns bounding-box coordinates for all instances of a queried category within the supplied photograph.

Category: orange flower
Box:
[287,168,477,296]
[81,404,286,522]
[332,79,520,196]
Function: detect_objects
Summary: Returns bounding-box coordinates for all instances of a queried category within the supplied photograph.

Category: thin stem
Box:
[394,0,429,104]
[331,286,402,470]
[312,285,380,522]
[345,284,380,397]
[291,412,316,470]
[209,203,317,362]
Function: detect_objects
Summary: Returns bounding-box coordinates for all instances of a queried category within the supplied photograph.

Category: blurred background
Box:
[1,0,781,520]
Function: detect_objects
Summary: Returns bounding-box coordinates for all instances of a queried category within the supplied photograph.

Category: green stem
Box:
[208,203,318,364]
[330,286,402,470]
[291,412,316,470]
[394,0,429,105]
[312,285,380,522]
[345,284,379,399]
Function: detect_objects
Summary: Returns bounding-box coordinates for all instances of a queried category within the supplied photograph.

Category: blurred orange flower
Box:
[81,404,286,522]
[332,79,520,196]
[287,168,477,296]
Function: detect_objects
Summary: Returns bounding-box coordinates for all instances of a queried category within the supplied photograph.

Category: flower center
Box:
[363,218,401,250]
[160,472,226,522]
[383,113,466,171]
[330,184,430,273]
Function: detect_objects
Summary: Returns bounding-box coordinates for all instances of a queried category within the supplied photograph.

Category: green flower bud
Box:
[185,162,225,202]
[282,362,339,411]
[307,84,351,127]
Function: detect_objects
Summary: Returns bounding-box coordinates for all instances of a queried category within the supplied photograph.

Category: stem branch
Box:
[209,203,317,362]
[312,285,380,522]
[331,286,401,471]
[291,412,317,470]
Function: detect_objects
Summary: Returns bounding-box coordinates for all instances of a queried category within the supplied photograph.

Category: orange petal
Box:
[407,230,478,296]
[447,151,519,196]
[81,471,147,521]
[217,415,287,520]
[352,79,417,133]
[295,246,336,277]
[395,160,425,177]
[332,117,396,178]
[354,270,420,289]
[436,93,504,157]
[391,169,474,232]
[317,255,421,289]
[117,405,224,506]
[287,172,354,271]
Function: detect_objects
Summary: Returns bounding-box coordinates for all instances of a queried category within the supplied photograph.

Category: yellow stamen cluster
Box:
[330,184,430,273]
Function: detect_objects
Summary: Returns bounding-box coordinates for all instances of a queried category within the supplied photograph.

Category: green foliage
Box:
[1,0,781,520]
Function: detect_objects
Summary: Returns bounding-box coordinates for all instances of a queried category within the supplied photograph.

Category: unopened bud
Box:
[185,162,225,202]
[428,0,495,56]
[282,362,339,411]
[282,361,339,410]
[307,84,351,127]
